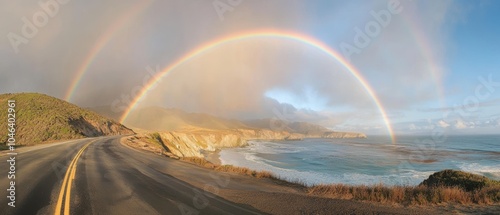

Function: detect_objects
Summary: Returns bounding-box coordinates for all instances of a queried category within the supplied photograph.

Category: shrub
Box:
[420,169,498,192]
[307,170,500,205]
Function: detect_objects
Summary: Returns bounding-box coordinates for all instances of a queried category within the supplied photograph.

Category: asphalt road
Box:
[0,136,263,215]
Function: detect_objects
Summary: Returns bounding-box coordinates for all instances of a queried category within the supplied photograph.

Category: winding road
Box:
[0,136,263,215]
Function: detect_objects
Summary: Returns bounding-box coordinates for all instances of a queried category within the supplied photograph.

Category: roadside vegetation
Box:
[180,155,500,205]
[185,156,500,205]
[181,157,276,179]
[308,173,500,205]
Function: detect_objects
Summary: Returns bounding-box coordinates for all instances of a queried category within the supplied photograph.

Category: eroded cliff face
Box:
[69,116,134,137]
[158,131,245,157]
[128,129,366,158]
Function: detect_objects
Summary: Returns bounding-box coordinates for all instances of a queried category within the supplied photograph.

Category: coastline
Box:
[215,137,500,186]
[121,136,500,214]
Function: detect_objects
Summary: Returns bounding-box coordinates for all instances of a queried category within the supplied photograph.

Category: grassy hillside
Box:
[0,93,134,146]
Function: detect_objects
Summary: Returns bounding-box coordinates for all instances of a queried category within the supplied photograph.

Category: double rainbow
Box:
[64,0,153,101]
[402,13,446,106]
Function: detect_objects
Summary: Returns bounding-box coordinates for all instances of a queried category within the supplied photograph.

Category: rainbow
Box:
[64,0,153,102]
[401,13,446,107]
[118,30,397,144]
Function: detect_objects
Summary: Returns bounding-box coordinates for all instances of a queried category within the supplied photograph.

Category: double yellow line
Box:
[54,140,96,215]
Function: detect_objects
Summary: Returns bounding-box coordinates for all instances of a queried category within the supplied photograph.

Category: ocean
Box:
[219,135,500,186]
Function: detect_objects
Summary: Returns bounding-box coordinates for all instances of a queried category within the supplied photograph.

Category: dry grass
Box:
[180,157,218,168]
[214,165,275,179]
[180,157,500,206]
[308,183,500,205]
[180,157,277,179]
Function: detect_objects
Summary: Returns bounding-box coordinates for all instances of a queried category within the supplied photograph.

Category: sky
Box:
[1,0,499,136]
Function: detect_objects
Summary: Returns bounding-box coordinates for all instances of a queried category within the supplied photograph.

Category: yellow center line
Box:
[54,139,96,215]
[54,146,84,215]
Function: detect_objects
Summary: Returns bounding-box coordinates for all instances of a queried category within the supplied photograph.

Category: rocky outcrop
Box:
[172,132,242,157]
[131,130,246,157]
[68,116,134,137]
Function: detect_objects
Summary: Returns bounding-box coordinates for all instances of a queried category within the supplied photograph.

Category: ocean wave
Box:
[220,139,500,186]
[220,149,434,186]
[456,162,500,180]
[245,141,307,154]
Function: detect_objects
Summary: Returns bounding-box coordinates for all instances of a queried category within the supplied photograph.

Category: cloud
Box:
[0,0,463,131]
[418,98,500,113]
[454,120,468,129]
[437,120,451,128]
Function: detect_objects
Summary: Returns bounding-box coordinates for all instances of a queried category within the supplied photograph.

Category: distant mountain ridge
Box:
[0,93,134,146]
[244,119,332,136]
[122,106,251,131]
[112,106,366,139]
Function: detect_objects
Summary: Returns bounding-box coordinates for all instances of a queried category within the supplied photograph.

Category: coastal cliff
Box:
[126,128,366,158]
[119,107,367,158]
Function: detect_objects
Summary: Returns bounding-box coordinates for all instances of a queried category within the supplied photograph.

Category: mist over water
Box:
[219,135,500,186]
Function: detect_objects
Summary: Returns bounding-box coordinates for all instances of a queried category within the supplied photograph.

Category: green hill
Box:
[0,93,134,146]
